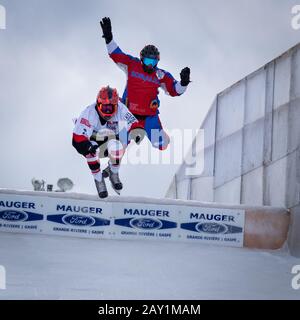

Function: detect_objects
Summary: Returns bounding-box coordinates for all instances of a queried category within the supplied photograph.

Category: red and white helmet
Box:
[96,86,119,120]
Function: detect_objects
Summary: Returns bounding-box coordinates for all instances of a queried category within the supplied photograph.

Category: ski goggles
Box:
[143,57,158,67]
[97,103,117,116]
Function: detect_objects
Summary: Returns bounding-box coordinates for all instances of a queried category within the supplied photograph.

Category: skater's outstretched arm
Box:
[159,67,190,97]
[100,17,137,73]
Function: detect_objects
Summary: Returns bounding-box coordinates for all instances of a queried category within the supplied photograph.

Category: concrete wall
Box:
[165,43,300,256]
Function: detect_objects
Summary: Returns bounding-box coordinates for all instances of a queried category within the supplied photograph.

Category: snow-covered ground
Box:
[0,232,299,300]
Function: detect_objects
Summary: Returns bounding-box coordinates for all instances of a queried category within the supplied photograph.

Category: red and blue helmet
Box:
[140,45,160,73]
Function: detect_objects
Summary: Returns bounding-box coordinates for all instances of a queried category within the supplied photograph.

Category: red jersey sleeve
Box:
[106,40,137,74]
[159,70,186,97]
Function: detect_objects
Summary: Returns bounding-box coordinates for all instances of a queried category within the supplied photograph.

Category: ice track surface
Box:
[0,232,299,300]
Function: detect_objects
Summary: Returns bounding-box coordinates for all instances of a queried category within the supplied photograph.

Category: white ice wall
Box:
[166,43,300,257]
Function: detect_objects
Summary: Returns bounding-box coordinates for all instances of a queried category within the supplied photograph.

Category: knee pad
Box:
[129,127,146,145]
[151,130,170,150]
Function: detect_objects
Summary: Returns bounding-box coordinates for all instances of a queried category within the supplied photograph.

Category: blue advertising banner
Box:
[0,192,245,247]
[179,206,245,247]
[112,203,179,241]
[0,195,44,233]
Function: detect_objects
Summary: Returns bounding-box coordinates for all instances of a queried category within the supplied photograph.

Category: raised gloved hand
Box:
[100,17,113,44]
[180,67,191,86]
[129,128,146,145]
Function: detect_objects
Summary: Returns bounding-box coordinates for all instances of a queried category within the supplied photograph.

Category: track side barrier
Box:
[0,189,290,250]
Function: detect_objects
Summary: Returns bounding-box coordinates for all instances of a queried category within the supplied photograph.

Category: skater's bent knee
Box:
[107,139,125,160]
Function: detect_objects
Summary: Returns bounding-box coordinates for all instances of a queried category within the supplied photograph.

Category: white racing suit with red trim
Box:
[72,101,137,181]
[106,40,188,150]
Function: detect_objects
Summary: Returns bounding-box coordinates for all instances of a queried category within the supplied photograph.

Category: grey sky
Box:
[0,0,299,197]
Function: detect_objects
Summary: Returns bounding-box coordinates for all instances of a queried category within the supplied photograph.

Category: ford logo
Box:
[62,214,95,227]
[0,210,28,222]
[196,222,228,234]
[129,218,162,230]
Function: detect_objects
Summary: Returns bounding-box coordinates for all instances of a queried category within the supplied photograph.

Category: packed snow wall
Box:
[166,43,300,256]
[0,189,289,250]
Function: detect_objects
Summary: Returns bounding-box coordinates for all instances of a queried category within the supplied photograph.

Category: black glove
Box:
[87,143,99,156]
[129,128,146,145]
[100,17,113,44]
[180,67,191,86]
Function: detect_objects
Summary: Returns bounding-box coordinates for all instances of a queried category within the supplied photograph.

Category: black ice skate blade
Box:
[103,168,122,195]
[111,184,121,196]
